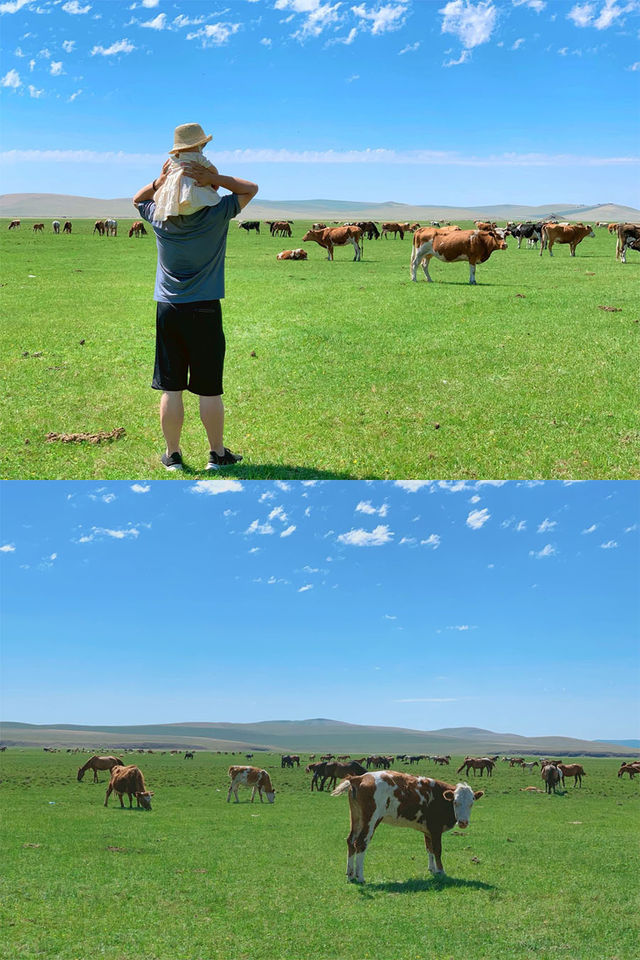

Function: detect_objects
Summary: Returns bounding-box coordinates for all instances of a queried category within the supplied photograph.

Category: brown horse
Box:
[77,755,124,783]
[558,763,585,787]
[457,757,495,777]
[618,762,640,779]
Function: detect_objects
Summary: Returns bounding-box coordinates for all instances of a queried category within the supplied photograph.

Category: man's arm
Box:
[132,159,171,207]
[181,162,258,211]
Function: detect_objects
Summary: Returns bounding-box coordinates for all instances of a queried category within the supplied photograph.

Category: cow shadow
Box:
[357,875,495,897]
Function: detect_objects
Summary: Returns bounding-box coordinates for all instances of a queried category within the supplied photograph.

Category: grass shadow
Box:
[171,462,360,480]
[359,875,496,895]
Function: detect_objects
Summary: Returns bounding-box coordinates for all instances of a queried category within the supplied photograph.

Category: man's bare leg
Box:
[199,395,225,455]
[160,390,184,455]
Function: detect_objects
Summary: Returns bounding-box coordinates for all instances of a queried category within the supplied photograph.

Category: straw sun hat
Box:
[169,123,213,154]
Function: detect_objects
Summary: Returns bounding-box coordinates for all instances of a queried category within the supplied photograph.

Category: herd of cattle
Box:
[7,217,639,278]
[65,749,639,882]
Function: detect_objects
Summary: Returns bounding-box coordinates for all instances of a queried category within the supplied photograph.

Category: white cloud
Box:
[29,59,35,71]
[260,36,272,45]
[67,89,82,101]
[142,0,159,5]
[448,624,472,630]
[594,0,636,30]
[50,61,64,75]
[269,505,288,523]
[356,500,388,517]
[625,523,638,532]
[29,83,44,97]
[141,12,166,29]
[62,39,76,52]
[298,584,313,592]
[78,527,140,543]
[469,495,481,503]
[443,48,471,66]
[186,22,241,45]
[529,543,556,558]
[629,61,640,70]
[399,40,420,53]
[275,0,342,40]
[466,508,490,530]
[600,539,618,549]
[512,0,545,9]
[190,479,243,495]
[394,480,432,492]
[421,534,441,549]
[246,519,275,535]
[131,483,150,494]
[582,523,597,534]
[0,543,16,552]
[275,481,291,491]
[281,525,296,537]
[399,536,417,545]
[352,3,407,35]
[1,69,21,88]
[91,39,136,56]
[62,0,92,13]
[384,614,397,620]
[511,36,525,48]
[567,2,595,26]
[440,0,498,48]
[337,525,393,546]
[0,0,31,13]
[537,518,557,533]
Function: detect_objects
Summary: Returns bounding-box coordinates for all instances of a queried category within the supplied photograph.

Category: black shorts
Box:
[152,299,225,396]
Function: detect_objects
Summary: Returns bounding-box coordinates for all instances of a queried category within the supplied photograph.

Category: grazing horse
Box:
[557,763,585,788]
[521,761,539,772]
[105,218,118,237]
[129,221,147,238]
[77,755,124,783]
[33,223,44,233]
[8,219,20,229]
[52,220,61,234]
[541,763,562,794]
[184,751,194,759]
[93,220,105,236]
[62,221,72,234]
[618,762,640,779]
[457,757,495,777]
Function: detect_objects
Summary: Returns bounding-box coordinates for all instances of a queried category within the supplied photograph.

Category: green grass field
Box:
[1,218,638,480]
[1,749,638,960]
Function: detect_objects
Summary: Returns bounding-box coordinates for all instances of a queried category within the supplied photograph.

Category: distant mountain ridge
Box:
[1,718,637,756]
[1,193,638,223]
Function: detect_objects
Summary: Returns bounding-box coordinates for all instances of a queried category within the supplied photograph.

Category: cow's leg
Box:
[424,832,445,875]
[620,243,626,264]
[469,262,477,285]
[570,244,576,257]
[226,781,233,802]
[250,786,256,803]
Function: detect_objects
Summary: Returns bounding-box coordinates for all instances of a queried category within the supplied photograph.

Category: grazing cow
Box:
[52,220,61,234]
[184,751,194,759]
[77,755,124,783]
[128,221,147,238]
[8,219,20,229]
[540,222,595,257]
[381,221,405,239]
[238,220,260,234]
[474,221,497,231]
[541,763,562,794]
[33,223,44,233]
[93,220,106,236]
[302,225,363,261]
[332,771,483,882]
[615,223,640,262]
[276,248,307,260]
[411,229,507,284]
[457,757,495,777]
[63,221,72,234]
[608,222,620,234]
[227,765,275,803]
[270,220,292,237]
[357,221,380,240]
[618,762,640,778]
[105,218,118,237]
[312,222,327,230]
[104,764,153,810]
[557,763,585,788]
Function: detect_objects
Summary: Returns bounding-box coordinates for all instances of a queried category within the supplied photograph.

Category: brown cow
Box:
[277,248,307,260]
[474,220,497,230]
[302,225,362,261]
[312,222,326,230]
[332,771,483,882]
[33,223,44,232]
[411,228,506,284]
[381,221,405,239]
[270,220,292,237]
[104,765,153,809]
[77,754,124,783]
[540,222,595,257]
[227,765,275,803]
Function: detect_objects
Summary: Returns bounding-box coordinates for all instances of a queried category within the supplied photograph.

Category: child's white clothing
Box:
[153,151,221,221]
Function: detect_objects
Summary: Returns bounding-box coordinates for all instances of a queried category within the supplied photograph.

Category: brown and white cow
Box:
[104,765,153,810]
[332,771,483,882]
[540,222,595,257]
[302,225,362,261]
[411,228,507,284]
[8,219,20,229]
[227,765,275,803]
[615,223,640,262]
[276,248,307,260]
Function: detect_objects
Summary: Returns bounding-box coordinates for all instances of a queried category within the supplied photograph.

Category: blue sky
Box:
[1,479,638,739]
[1,0,639,205]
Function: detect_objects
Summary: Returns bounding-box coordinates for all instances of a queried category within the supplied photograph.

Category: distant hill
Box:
[595,738,640,748]
[1,718,637,756]
[1,194,639,223]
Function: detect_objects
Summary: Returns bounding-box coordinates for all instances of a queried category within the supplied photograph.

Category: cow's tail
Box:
[331,778,353,798]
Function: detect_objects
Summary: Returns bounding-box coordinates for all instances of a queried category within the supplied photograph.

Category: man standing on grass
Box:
[133,123,258,471]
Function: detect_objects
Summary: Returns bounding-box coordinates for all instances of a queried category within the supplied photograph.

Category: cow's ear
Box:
[443,789,454,801]
[474,790,484,800]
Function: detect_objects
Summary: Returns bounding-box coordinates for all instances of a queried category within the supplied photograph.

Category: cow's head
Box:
[443,782,483,828]
[265,790,275,803]
[136,791,153,811]
[302,230,318,243]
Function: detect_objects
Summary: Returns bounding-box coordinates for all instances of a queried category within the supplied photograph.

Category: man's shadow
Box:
[174,462,362,480]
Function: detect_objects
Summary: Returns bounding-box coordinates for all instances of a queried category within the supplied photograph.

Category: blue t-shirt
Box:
[137,193,241,303]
